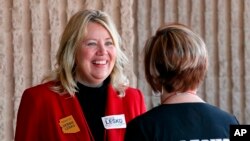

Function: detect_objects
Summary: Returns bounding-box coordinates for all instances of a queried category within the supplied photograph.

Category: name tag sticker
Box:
[59,115,80,133]
[102,114,126,129]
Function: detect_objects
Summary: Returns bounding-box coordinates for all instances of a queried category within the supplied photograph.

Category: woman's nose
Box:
[96,43,107,55]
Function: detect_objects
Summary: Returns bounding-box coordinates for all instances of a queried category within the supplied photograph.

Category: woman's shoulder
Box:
[24,81,55,93]
[18,81,62,109]
[202,103,239,122]
[22,81,60,99]
[124,86,144,97]
[125,86,142,94]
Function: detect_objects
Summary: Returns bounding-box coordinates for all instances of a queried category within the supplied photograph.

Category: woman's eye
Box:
[105,41,114,46]
[87,42,97,46]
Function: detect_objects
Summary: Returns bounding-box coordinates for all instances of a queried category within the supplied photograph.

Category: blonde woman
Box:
[15,9,146,141]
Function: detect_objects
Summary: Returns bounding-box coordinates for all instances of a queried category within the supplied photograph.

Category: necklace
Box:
[161,91,196,104]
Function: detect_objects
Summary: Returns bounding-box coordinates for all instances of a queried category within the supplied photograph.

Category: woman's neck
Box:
[161,90,205,104]
[77,80,103,88]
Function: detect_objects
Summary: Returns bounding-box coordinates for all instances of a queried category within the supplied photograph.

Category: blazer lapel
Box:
[59,94,94,141]
[105,85,125,141]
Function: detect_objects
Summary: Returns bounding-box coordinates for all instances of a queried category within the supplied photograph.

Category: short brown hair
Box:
[144,23,208,93]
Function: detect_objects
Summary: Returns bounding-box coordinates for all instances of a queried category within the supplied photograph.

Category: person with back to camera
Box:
[124,23,239,141]
[15,9,146,141]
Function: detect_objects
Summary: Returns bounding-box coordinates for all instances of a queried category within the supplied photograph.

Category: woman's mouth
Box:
[93,60,107,65]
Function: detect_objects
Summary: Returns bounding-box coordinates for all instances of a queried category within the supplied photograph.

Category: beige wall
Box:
[1,0,250,140]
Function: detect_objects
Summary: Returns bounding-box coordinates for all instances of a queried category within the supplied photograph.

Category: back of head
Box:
[144,23,208,93]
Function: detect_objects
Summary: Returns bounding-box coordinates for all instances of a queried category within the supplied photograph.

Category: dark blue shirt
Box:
[125,103,239,141]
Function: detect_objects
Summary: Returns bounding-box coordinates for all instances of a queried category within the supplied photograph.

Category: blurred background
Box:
[0,0,250,140]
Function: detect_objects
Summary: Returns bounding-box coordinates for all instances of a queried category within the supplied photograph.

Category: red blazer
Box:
[15,82,146,141]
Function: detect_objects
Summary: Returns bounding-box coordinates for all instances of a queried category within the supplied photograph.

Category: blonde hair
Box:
[144,23,208,93]
[44,9,128,96]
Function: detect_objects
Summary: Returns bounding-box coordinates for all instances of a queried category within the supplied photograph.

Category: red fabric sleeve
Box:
[15,89,43,141]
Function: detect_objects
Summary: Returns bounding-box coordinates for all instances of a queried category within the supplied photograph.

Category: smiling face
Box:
[75,22,117,86]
